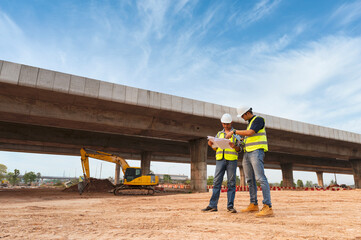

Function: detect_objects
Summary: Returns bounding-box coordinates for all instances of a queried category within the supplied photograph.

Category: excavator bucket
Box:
[78,181,88,195]
[78,176,88,195]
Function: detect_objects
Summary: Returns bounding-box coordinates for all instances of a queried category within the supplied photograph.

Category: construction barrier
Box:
[159,184,353,191]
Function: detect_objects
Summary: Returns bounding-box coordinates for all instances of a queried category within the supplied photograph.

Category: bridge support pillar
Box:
[238,166,246,187]
[350,159,361,189]
[281,163,294,187]
[316,171,324,187]
[189,138,207,192]
[115,163,121,185]
[141,151,152,175]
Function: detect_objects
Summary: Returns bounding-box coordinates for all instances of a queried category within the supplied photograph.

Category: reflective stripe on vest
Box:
[215,132,238,160]
[244,116,268,152]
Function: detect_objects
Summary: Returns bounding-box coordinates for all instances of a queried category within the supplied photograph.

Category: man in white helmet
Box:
[202,113,241,213]
[226,107,273,217]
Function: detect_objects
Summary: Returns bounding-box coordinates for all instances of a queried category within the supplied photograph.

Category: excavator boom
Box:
[80,148,130,177]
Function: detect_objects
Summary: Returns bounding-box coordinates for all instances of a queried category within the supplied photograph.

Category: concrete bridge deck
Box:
[1,60,361,189]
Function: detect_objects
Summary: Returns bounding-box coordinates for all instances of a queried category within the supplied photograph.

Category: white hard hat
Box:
[237,106,252,118]
[221,113,232,123]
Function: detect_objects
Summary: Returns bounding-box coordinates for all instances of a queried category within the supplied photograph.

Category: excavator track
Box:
[113,185,155,196]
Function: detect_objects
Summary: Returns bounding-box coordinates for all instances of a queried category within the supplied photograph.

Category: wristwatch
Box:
[233,129,237,134]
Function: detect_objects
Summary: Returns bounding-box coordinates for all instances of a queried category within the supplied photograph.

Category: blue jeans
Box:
[209,158,237,208]
[243,149,272,207]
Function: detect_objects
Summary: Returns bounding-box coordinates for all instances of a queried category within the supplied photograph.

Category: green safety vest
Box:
[244,116,268,152]
[215,131,238,161]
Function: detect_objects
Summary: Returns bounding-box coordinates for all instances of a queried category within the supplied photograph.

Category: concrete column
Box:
[189,138,208,192]
[238,166,246,186]
[316,171,324,187]
[281,163,294,187]
[350,159,361,189]
[114,163,121,185]
[141,151,152,175]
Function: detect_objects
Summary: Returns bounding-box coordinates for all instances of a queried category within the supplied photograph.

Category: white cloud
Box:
[331,1,361,26]
[0,10,22,35]
[0,10,29,61]
[231,0,281,27]
[248,34,290,56]
[173,0,192,15]
[136,0,171,40]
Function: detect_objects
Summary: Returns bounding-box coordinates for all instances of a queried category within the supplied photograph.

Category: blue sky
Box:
[1,0,360,185]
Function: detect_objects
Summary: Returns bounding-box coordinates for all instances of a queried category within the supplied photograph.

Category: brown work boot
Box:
[255,204,274,217]
[241,203,259,212]
[227,207,237,213]
[201,206,218,212]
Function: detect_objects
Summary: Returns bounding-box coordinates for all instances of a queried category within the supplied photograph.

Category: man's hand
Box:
[208,140,217,151]
[229,142,240,151]
[225,131,233,139]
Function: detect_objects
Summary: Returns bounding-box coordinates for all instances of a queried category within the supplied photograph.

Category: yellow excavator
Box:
[79,148,159,195]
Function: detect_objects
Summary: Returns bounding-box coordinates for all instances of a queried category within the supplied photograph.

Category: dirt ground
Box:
[0,187,360,240]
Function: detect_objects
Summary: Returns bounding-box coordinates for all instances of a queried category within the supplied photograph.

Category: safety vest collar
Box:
[246,115,258,130]
[247,115,257,124]
[216,130,236,142]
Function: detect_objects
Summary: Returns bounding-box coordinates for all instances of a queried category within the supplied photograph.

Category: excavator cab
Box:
[124,167,142,182]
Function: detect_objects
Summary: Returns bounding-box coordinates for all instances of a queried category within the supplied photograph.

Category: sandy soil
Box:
[0,187,360,240]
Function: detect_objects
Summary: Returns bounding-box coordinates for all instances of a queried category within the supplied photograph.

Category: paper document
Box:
[207,136,232,149]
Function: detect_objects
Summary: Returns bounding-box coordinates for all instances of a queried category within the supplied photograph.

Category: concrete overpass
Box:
[0,60,361,190]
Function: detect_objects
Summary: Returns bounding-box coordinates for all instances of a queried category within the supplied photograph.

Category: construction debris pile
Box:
[63,178,115,193]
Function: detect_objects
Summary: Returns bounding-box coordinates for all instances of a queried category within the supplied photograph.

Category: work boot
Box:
[241,203,259,212]
[201,206,218,212]
[255,205,274,217]
[227,207,237,213]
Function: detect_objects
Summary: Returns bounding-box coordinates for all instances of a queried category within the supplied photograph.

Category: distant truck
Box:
[64,181,75,188]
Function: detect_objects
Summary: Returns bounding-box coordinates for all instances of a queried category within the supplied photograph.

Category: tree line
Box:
[0,164,41,186]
